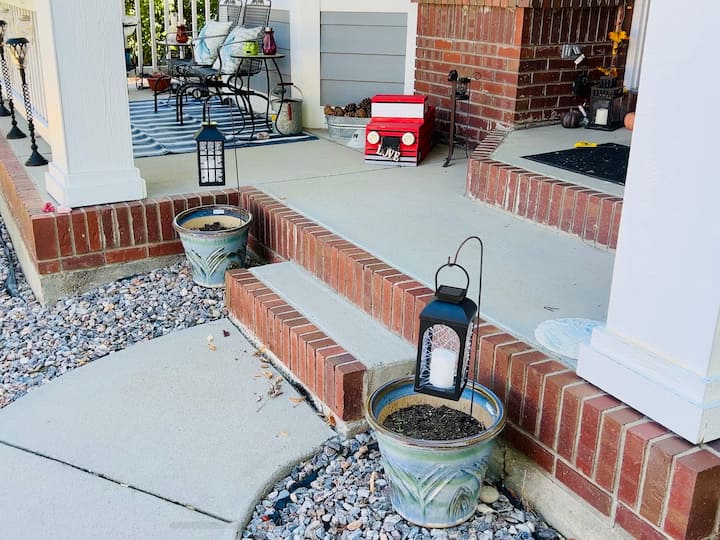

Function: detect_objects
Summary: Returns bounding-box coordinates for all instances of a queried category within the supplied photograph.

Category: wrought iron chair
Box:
[174,0,272,124]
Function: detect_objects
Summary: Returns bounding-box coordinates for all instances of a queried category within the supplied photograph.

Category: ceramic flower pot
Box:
[366,376,506,528]
[172,205,252,288]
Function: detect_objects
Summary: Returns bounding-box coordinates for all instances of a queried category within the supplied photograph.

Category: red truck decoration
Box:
[364,94,435,166]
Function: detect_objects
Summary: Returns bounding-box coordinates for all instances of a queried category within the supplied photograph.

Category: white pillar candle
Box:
[428,347,457,388]
[595,108,609,126]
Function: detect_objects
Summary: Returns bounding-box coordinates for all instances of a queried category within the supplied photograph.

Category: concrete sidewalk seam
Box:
[0,439,232,524]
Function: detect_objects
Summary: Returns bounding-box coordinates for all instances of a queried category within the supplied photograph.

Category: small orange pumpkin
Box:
[624,112,635,130]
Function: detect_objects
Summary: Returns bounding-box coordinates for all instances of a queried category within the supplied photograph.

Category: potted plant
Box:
[366,235,506,528]
[172,205,252,288]
[366,376,506,528]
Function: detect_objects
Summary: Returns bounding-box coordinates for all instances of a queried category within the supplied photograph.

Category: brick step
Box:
[232,187,720,540]
[226,261,415,434]
[467,129,623,250]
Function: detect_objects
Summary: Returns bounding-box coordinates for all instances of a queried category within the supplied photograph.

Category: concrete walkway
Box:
[0,319,334,539]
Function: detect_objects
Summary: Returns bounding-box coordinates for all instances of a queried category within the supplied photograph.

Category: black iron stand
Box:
[0,44,24,139]
[442,70,470,168]
[16,62,46,166]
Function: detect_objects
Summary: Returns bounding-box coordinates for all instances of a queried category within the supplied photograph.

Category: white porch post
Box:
[289,0,321,128]
[577,2,720,444]
[34,0,146,207]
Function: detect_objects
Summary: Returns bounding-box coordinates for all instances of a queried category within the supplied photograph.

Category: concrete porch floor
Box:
[4,83,628,353]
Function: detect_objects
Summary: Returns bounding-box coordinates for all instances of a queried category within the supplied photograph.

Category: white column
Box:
[34,0,146,207]
[578,2,720,444]
[289,0,321,128]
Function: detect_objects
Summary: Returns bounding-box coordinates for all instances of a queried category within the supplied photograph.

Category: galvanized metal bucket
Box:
[271,83,303,136]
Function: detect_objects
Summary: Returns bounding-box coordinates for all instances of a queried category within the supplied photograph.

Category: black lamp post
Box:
[6,37,47,166]
[414,236,484,402]
[194,104,226,187]
[0,21,10,116]
[0,24,24,138]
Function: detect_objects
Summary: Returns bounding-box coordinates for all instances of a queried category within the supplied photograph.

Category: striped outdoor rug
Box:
[129,98,317,158]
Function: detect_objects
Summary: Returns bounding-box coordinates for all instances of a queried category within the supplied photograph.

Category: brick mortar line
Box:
[589,403,628,484]
[569,390,607,465]
[633,432,674,519]
[549,379,587,455]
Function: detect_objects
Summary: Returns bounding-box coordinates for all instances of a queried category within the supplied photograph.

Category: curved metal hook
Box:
[445,235,484,415]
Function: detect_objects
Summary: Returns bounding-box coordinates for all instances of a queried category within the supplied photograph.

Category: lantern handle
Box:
[434,262,470,293]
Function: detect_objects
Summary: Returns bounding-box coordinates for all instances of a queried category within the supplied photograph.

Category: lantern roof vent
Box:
[436,285,466,304]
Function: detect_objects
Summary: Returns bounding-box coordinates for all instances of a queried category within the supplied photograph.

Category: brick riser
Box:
[226,269,366,422]
[468,129,623,249]
[233,187,720,540]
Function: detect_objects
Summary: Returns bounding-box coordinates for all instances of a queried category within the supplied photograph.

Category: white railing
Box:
[128,0,216,74]
[0,3,48,140]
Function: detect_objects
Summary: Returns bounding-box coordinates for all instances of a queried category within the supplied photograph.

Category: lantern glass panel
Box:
[197,140,225,186]
[418,324,461,389]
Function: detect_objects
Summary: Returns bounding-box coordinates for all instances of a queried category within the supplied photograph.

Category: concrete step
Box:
[226,262,416,433]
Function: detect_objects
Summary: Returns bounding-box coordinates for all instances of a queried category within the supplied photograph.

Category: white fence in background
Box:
[0,3,47,140]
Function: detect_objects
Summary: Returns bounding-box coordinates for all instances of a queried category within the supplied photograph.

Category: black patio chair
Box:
[174,0,272,124]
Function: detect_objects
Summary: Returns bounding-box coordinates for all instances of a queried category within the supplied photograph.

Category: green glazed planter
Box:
[366,376,506,528]
[173,205,252,288]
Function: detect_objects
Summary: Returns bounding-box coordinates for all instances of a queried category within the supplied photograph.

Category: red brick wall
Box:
[414,0,628,141]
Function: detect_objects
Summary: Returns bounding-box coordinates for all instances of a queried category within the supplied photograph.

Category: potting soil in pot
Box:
[382,404,485,440]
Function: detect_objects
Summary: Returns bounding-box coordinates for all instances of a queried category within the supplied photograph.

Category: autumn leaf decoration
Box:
[599,29,630,78]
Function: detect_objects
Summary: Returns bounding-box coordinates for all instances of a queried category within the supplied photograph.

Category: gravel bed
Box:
[0,215,227,408]
[243,433,564,540]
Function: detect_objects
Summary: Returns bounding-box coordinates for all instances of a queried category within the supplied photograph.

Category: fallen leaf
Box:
[289,396,306,406]
[277,431,289,437]
[346,519,362,531]
[258,345,267,354]
[325,414,336,428]
[222,330,230,337]
[262,370,273,379]
[207,343,217,351]
[260,362,269,368]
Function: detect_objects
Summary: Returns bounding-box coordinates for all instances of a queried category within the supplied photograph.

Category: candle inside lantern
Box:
[595,108,609,126]
[428,347,456,388]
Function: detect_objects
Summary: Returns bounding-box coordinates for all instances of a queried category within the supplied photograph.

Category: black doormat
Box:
[521,143,629,185]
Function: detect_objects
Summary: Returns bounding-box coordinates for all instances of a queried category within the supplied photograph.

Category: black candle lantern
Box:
[6,37,46,166]
[0,23,24,138]
[415,236,484,401]
[194,120,226,187]
[587,76,624,131]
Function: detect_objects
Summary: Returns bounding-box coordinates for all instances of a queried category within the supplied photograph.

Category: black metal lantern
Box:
[587,76,624,131]
[415,236,484,401]
[194,120,226,187]
[6,36,46,166]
